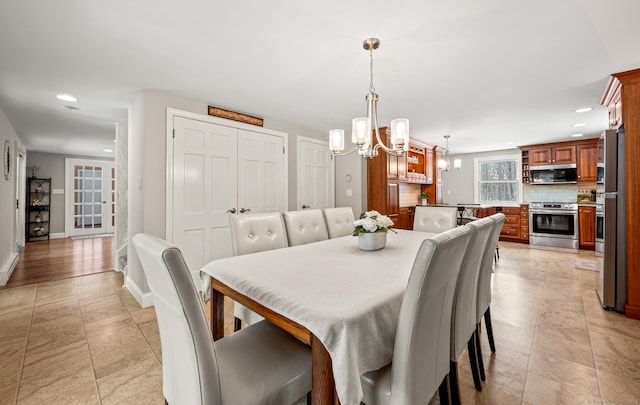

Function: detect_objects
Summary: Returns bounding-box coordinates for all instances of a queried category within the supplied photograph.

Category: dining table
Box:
[200,229,435,405]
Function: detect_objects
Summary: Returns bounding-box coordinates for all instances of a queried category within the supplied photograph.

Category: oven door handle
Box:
[530,210,578,215]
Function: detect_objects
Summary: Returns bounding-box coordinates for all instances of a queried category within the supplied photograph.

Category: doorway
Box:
[65,158,115,237]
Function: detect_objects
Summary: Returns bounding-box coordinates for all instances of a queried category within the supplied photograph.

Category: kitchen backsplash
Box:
[523,182,598,203]
[399,183,422,207]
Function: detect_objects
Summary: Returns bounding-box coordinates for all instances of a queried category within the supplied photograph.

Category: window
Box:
[473,154,522,204]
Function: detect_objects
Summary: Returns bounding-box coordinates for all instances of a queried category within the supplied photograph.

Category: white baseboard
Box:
[125,275,154,308]
[50,233,66,239]
[0,252,19,286]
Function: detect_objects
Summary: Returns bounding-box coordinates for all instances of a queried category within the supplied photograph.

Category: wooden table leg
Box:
[311,334,340,405]
[210,286,225,340]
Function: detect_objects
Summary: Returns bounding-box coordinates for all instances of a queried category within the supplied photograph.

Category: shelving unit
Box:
[26,177,51,241]
[521,150,530,184]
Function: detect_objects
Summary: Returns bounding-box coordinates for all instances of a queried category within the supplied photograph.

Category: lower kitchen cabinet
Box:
[397,207,415,230]
[579,205,596,250]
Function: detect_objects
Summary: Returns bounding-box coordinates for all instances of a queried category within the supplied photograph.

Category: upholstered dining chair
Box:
[229,212,288,331]
[447,217,494,403]
[474,213,505,381]
[282,209,329,246]
[413,206,458,233]
[360,225,472,405]
[132,233,311,405]
[323,207,356,238]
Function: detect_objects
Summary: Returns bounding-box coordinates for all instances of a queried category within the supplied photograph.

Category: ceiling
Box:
[1,0,639,157]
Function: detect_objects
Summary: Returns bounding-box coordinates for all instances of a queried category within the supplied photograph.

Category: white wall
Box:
[0,108,25,285]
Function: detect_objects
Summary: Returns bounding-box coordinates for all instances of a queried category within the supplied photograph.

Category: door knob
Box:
[302,204,310,209]
[239,208,251,213]
[226,208,237,214]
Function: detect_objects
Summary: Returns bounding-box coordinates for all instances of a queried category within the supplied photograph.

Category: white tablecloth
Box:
[200,229,432,405]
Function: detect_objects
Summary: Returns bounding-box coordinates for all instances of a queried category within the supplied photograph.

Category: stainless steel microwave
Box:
[529,164,578,184]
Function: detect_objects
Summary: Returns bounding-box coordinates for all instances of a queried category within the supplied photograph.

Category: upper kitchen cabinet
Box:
[521,138,598,182]
[602,76,623,129]
[577,142,598,182]
[367,131,433,219]
[528,144,576,165]
[406,140,433,184]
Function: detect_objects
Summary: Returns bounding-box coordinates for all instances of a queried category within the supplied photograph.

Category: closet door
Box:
[172,115,287,274]
[237,129,286,213]
[172,116,237,275]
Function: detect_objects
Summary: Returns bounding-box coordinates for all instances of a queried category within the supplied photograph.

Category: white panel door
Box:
[297,136,334,210]
[173,116,238,273]
[237,129,286,213]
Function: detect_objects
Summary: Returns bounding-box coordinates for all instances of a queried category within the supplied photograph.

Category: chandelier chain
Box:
[369,48,376,94]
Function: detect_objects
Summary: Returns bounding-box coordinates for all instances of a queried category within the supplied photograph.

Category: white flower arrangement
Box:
[353,210,396,236]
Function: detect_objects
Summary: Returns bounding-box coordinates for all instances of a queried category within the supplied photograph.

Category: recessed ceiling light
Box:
[56,94,78,102]
[574,107,592,113]
[571,133,584,138]
[104,149,113,153]
[505,141,514,145]
[61,105,79,111]
[572,123,587,127]
[113,139,117,143]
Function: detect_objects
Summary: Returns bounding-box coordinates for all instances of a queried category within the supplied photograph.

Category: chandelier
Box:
[329,38,409,159]
[437,135,462,171]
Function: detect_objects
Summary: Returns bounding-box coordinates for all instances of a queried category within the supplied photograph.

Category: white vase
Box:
[358,232,387,251]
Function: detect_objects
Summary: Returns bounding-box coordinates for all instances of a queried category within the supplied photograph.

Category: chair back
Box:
[323,207,356,238]
[476,213,505,322]
[283,209,329,246]
[389,226,472,404]
[132,233,221,405]
[451,217,494,358]
[229,212,288,256]
[413,206,458,233]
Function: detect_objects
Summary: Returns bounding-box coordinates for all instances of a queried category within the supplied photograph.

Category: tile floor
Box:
[0,242,639,404]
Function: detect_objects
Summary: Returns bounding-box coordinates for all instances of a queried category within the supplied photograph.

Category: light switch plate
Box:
[346,189,353,197]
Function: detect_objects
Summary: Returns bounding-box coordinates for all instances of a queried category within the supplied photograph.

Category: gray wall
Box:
[335,152,367,217]
[25,152,114,235]
[441,148,521,205]
[126,89,333,302]
[0,108,24,284]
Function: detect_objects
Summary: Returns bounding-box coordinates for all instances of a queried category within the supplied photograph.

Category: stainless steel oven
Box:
[595,204,604,256]
[529,202,579,250]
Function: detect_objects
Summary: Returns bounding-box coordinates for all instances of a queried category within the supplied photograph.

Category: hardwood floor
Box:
[3,236,114,287]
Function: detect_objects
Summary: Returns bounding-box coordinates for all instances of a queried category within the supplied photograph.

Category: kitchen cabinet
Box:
[406,140,432,184]
[368,132,433,217]
[498,206,521,241]
[520,204,529,242]
[603,78,623,129]
[577,143,598,182]
[425,147,434,184]
[529,145,576,165]
[521,150,530,184]
[521,139,598,183]
[435,148,444,205]
[397,206,415,230]
[578,206,596,250]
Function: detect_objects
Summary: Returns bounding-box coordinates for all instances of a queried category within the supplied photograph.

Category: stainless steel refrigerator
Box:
[596,128,627,312]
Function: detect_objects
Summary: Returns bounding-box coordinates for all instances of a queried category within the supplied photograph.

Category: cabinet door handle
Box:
[226,208,237,214]
[239,208,251,213]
